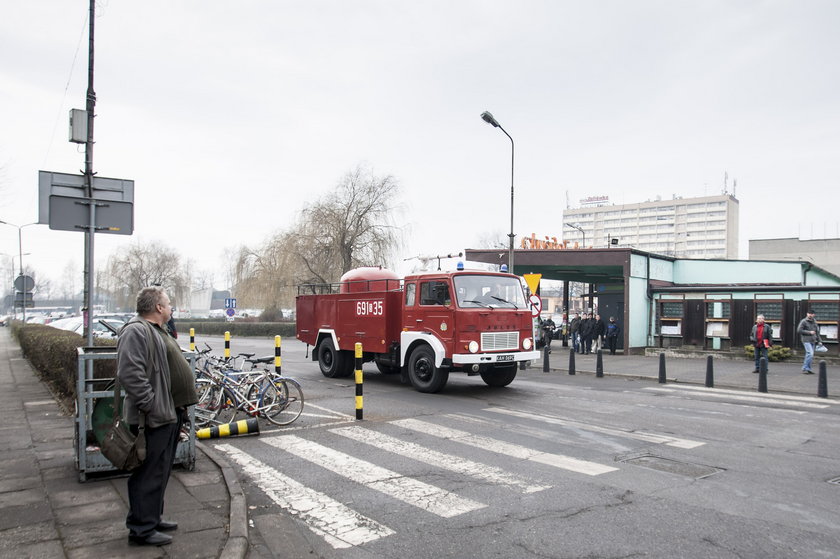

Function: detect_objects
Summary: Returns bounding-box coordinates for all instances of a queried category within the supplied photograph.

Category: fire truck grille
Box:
[481,332,519,351]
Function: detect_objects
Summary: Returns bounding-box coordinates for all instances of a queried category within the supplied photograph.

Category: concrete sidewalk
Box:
[0,328,248,558]
[539,345,838,398]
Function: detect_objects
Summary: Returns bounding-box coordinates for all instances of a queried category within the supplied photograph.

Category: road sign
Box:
[528,294,542,317]
[38,171,134,235]
[523,273,542,295]
[14,274,35,292]
[225,298,237,309]
[225,307,236,318]
[14,292,34,308]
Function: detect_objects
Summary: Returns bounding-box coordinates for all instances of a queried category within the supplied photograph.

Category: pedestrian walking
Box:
[606,316,621,355]
[749,314,773,373]
[797,309,821,374]
[117,286,195,547]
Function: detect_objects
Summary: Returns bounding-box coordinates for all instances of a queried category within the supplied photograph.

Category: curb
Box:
[195,441,249,559]
[544,366,838,400]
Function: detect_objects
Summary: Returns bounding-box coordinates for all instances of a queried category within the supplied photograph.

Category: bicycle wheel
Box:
[194,378,222,428]
[264,378,304,426]
[214,387,241,425]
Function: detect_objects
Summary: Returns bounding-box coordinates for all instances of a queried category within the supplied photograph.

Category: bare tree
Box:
[294,165,402,284]
[230,165,404,309]
[105,241,190,310]
[231,233,298,309]
[475,231,508,250]
[59,261,79,300]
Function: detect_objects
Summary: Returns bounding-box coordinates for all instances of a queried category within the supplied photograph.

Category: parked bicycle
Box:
[193,350,304,428]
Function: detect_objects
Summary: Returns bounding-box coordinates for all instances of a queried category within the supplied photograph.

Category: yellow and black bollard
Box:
[189,328,196,352]
[275,335,282,375]
[196,418,260,439]
[224,331,231,360]
[355,342,363,420]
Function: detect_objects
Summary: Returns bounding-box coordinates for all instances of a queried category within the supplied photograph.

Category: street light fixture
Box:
[480,111,515,275]
[566,222,586,248]
[0,220,38,322]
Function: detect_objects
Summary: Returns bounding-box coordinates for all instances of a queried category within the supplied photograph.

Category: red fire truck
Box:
[296,266,539,392]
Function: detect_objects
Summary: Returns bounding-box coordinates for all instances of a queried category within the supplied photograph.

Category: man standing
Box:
[117,287,180,546]
[797,309,821,374]
[606,316,621,355]
[593,314,606,352]
[750,314,773,373]
[580,312,595,354]
[569,313,581,353]
[541,315,556,353]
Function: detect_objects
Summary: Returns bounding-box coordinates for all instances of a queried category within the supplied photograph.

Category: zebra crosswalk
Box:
[643,384,839,409]
[215,409,706,550]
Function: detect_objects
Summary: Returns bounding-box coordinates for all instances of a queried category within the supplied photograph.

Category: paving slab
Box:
[0,328,248,558]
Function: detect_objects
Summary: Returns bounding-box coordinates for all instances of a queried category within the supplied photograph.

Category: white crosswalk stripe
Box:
[330,425,551,493]
[262,435,487,517]
[484,407,705,449]
[391,418,618,476]
[644,386,831,409]
[215,443,395,549]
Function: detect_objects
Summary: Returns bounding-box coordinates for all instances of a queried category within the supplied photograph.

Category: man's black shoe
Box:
[157,519,178,531]
[802,370,815,375]
[752,369,759,373]
[128,531,172,546]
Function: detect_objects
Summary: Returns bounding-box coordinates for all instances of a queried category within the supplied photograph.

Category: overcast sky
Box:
[2,0,839,292]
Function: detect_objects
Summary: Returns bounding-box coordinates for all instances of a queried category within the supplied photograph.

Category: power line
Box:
[42,11,89,167]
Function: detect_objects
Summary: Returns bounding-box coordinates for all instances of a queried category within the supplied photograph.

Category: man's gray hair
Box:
[136,286,166,315]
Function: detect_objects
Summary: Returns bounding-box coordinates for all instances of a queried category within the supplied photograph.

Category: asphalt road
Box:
[191,334,840,559]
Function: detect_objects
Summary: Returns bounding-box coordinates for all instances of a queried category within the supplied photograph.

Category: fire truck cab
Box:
[296,267,539,393]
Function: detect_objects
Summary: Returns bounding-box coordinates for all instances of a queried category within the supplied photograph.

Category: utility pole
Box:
[82,0,96,346]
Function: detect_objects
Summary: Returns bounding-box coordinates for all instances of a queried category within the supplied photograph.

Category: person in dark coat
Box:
[606,316,621,355]
[569,313,581,353]
[541,316,556,353]
[796,309,821,374]
[579,313,595,354]
[593,314,606,352]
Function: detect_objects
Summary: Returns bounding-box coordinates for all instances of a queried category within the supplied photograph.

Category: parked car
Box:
[48,316,126,340]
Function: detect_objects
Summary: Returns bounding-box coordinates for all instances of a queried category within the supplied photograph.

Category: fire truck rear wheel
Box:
[407,345,449,393]
[318,338,351,378]
[480,364,518,387]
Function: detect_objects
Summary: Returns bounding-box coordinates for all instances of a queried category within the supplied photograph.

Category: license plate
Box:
[496,354,514,362]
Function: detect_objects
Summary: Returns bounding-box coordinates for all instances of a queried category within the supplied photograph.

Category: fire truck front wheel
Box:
[480,364,518,387]
[407,345,449,393]
[318,339,352,378]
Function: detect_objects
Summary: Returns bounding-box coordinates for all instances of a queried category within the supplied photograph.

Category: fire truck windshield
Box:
[454,275,526,309]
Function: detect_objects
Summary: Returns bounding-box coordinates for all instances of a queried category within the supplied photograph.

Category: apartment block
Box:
[562,194,739,259]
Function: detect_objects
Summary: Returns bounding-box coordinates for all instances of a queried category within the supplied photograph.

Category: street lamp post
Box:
[0,220,38,322]
[480,111,515,275]
[567,222,586,249]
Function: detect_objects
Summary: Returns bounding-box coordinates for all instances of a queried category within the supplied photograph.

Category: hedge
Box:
[11,322,116,404]
[742,344,793,362]
[10,321,298,403]
[176,321,296,338]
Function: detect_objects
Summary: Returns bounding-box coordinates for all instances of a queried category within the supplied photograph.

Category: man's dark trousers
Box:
[126,422,180,537]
